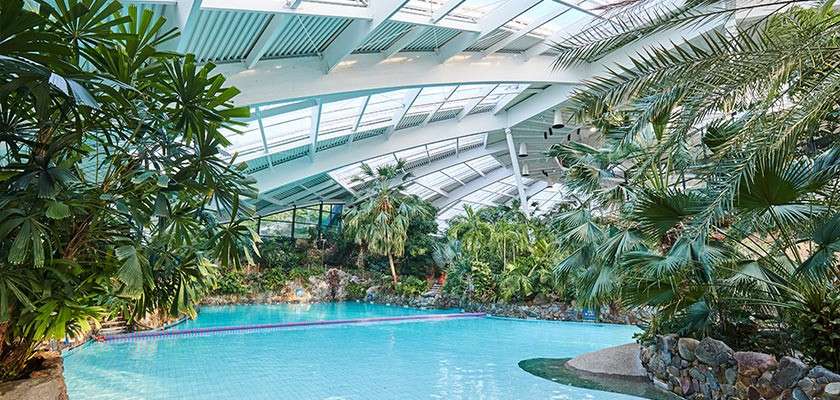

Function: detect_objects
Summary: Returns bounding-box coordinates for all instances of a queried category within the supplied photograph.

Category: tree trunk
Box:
[0,322,34,381]
[387,253,399,286]
[356,247,366,269]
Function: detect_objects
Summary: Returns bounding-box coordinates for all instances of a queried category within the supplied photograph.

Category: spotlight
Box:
[552,109,565,129]
[542,170,549,177]
[521,163,530,176]
[543,131,548,140]
[576,128,581,137]
[518,143,528,158]
[566,134,571,141]
[548,127,554,136]
[589,126,597,133]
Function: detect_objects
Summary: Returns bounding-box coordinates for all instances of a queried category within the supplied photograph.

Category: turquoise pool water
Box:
[65,303,642,400]
[172,302,458,330]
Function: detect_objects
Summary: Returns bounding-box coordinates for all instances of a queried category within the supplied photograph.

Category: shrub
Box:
[260,268,288,292]
[259,237,304,270]
[216,271,249,295]
[345,282,368,300]
[395,276,428,297]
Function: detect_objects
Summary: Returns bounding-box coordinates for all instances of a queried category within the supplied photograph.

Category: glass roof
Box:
[221,84,528,163]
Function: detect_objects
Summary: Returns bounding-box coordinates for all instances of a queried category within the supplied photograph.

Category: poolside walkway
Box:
[566,343,646,377]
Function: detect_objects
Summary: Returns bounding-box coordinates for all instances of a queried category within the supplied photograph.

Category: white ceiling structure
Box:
[124,0,727,227]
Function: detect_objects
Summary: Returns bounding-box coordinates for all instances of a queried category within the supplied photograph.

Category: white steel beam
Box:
[431,0,466,23]
[308,101,322,160]
[171,0,202,53]
[432,167,512,209]
[217,53,581,105]
[321,0,410,73]
[386,88,422,137]
[422,86,458,126]
[251,82,578,192]
[245,12,296,69]
[481,6,569,58]
[436,0,542,62]
[346,95,370,146]
[505,128,530,215]
[458,84,496,120]
[380,25,427,60]
[201,0,371,19]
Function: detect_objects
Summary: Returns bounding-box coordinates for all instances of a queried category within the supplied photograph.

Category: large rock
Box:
[825,382,840,399]
[772,356,809,389]
[695,337,735,366]
[657,334,678,364]
[566,343,646,377]
[0,352,67,400]
[678,338,700,361]
[808,366,840,384]
[735,352,779,381]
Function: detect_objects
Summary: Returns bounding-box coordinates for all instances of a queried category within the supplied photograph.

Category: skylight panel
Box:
[222,114,264,161]
[408,86,456,115]
[403,182,437,200]
[458,134,485,150]
[261,106,312,151]
[395,146,429,165]
[358,90,407,131]
[318,97,366,141]
[416,171,456,189]
[465,155,501,173]
[441,163,476,182]
[427,139,457,159]
[477,83,530,108]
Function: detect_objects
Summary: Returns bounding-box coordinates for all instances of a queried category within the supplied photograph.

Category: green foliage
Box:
[394,276,427,297]
[216,271,249,296]
[541,0,840,363]
[785,280,840,371]
[0,0,257,379]
[259,237,304,271]
[343,160,433,285]
[345,282,368,300]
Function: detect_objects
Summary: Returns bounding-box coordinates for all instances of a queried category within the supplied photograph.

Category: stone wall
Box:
[640,335,840,400]
[369,291,642,324]
[0,352,67,400]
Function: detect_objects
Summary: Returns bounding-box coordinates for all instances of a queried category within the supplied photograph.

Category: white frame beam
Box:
[436,0,542,62]
[308,100,322,160]
[171,0,203,53]
[321,0,410,73]
[505,128,530,215]
[386,88,422,137]
[481,6,569,58]
[430,0,466,23]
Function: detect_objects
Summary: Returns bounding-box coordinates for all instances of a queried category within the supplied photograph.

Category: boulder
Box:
[798,377,819,397]
[807,366,840,384]
[792,387,810,400]
[772,357,810,389]
[678,338,700,361]
[736,352,779,381]
[657,334,677,364]
[0,352,67,400]
[695,337,735,367]
[826,382,840,399]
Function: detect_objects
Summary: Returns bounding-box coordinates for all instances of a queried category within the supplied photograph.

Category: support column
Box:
[505,128,530,216]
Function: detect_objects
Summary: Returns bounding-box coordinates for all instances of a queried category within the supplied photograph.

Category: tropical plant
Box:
[543,0,840,365]
[343,160,433,285]
[0,0,257,379]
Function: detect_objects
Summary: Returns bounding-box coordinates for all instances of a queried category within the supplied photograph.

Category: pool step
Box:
[99,317,128,335]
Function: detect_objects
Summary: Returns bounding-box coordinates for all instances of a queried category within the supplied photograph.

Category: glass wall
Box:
[258,203,343,240]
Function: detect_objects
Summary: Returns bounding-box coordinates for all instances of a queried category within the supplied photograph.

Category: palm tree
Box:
[542,0,840,360]
[447,205,492,262]
[343,160,432,285]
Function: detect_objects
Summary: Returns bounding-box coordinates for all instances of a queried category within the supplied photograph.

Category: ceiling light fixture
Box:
[552,109,565,129]
[521,163,530,176]
[518,143,528,158]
